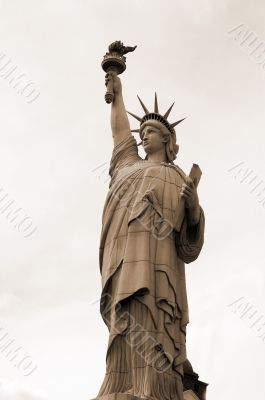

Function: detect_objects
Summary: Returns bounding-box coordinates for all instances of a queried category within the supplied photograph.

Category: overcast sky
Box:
[0,0,265,399]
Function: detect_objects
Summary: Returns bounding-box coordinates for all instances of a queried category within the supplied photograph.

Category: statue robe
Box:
[97,135,205,400]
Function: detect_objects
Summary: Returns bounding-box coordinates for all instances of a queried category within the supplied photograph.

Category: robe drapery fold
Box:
[97,135,205,400]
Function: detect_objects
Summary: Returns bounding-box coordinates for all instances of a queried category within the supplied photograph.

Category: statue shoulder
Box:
[166,163,187,182]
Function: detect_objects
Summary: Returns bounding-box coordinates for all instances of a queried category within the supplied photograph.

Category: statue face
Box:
[142,124,166,155]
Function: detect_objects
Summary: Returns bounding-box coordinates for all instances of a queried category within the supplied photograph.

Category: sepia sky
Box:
[0,0,265,399]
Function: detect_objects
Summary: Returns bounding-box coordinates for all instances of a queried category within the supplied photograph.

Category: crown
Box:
[127,93,185,135]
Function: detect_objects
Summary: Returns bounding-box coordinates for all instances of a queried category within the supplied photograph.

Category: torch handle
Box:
[105,69,118,104]
[105,79,114,104]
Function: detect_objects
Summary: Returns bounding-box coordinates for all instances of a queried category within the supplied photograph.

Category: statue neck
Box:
[146,148,168,163]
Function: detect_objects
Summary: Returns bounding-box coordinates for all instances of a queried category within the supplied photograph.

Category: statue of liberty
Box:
[95,43,205,400]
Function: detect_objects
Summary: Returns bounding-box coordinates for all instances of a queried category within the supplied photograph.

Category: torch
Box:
[101,41,137,104]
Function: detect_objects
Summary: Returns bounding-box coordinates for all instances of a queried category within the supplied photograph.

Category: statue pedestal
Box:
[184,390,200,400]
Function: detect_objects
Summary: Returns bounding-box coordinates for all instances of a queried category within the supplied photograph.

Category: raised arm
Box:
[105,72,132,147]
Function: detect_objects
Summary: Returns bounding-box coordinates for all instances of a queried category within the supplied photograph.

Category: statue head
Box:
[127,93,185,164]
[140,120,179,163]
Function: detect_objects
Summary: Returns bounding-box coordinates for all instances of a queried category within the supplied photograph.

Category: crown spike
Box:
[126,110,142,122]
[163,102,175,119]
[137,95,149,114]
[170,118,186,128]
[154,92,159,113]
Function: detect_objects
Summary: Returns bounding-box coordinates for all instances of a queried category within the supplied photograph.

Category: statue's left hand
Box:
[180,177,200,226]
